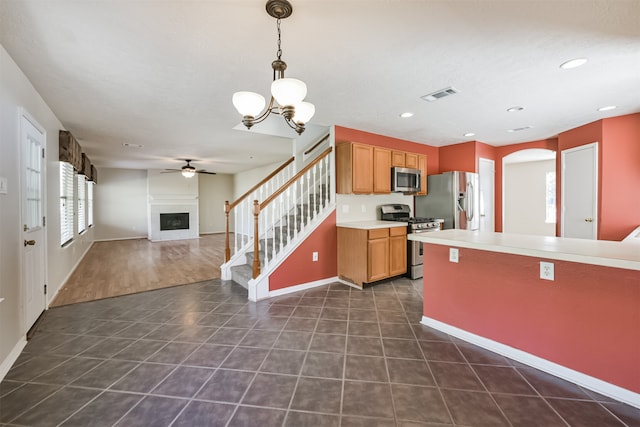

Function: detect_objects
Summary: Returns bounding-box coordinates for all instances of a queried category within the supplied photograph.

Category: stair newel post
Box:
[286,187,291,242]
[293,181,298,238]
[252,200,261,279]
[224,201,231,262]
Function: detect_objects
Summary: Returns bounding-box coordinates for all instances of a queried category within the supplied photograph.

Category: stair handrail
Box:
[224,156,294,261]
[251,146,333,278]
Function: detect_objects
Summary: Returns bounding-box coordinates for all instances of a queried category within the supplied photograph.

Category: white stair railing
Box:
[224,157,295,262]
[251,147,332,278]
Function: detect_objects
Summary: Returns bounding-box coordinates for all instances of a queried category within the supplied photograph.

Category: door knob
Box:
[584,217,593,223]
[24,239,36,246]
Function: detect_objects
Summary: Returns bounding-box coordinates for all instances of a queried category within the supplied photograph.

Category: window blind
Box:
[60,162,74,245]
[87,181,94,227]
[77,174,86,234]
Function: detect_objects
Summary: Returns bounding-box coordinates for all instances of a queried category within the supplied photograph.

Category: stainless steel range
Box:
[379,204,442,279]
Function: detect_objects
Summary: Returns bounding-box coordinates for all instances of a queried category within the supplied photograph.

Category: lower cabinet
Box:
[337,226,407,287]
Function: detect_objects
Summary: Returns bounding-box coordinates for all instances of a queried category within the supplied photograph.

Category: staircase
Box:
[230,184,328,287]
[221,137,334,301]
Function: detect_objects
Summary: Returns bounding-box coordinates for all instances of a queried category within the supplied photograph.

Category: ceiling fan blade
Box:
[161,169,180,173]
[197,170,217,175]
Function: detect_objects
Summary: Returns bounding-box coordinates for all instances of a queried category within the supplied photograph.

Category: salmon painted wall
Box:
[439,141,476,173]
[269,211,338,291]
[494,139,558,232]
[601,114,640,240]
[422,244,640,394]
[335,126,440,174]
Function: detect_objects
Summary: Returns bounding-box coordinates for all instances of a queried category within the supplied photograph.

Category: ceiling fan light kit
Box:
[232,0,315,135]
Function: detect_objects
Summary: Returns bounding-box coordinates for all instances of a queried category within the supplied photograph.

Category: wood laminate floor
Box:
[51,234,226,307]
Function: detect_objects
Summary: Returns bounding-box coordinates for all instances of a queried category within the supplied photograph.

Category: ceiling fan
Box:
[162,159,216,178]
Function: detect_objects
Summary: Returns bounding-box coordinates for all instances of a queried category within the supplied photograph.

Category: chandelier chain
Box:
[276,18,282,60]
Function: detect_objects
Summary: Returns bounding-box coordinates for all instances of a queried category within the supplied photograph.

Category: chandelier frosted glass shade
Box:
[181,168,196,178]
[292,101,315,124]
[232,91,267,117]
[270,78,307,107]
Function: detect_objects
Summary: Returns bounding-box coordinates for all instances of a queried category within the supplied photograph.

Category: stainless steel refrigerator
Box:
[414,171,480,231]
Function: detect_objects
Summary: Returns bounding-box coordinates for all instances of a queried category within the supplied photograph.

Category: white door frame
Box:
[478,157,495,232]
[19,108,48,333]
[561,142,598,239]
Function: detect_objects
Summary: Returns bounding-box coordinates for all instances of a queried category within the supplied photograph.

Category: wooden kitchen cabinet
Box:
[417,154,428,195]
[389,227,407,276]
[391,151,406,167]
[405,153,418,169]
[337,226,407,287]
[337,142,373,194]
[373,147,391,193]
[337,142,390,194]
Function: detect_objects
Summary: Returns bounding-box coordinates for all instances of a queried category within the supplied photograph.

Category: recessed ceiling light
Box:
[597,105,617,112]
[506,106,524,112]
[463,132,475,137]
[559,58,588,69]
[507,126,533,133]
[122,143,144,148]
[399,112,414,118]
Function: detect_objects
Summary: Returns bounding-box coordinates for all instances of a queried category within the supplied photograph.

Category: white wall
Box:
[336,193,414,223]
[94,168,148,241]
[504,159,555,236]
[0,44,94,372]
[233,161,282,199]
[199,173,234,234]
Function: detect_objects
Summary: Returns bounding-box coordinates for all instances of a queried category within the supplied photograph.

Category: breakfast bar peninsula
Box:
[408,230,640,407]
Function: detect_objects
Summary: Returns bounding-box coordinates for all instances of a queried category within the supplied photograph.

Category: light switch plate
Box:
[449,248,459,263]
[0,177,7,194]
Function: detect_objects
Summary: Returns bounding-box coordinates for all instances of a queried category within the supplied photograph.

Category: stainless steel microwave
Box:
[391,167,421,193]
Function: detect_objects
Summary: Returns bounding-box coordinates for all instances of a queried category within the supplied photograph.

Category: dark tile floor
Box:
[1,278,638,427]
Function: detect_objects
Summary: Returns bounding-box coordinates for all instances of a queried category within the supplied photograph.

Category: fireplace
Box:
[160,212,189,231]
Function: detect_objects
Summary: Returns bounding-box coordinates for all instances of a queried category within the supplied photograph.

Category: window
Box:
[545,171,556,223]
[77,174,86,233]
[87,181,94,227]
[60,162,74,245]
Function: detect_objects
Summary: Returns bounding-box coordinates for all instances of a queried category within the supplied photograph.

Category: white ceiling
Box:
[1,0,639,174]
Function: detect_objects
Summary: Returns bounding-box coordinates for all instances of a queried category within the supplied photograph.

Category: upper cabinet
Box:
[337,141,427,195]
[417,154,427,195]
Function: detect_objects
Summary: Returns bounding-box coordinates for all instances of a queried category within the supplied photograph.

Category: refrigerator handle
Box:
[467,181,475,221]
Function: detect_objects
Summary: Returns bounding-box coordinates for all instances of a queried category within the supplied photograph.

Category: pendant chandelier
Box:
[232,0,315,135]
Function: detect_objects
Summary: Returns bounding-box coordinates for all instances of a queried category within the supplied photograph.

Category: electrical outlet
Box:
[342,204,349,213]
[449,248,459,263]
[312,252,318,262]
[361,204,367,213]
[540,261,554,281]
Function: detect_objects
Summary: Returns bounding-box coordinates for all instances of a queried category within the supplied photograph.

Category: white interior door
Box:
[478,158,495,232]
[561,142,598,239]
[21,112,47,331]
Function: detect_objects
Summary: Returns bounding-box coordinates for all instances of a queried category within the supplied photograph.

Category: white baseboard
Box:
[48,240,94,306]
[421,316,640,409]
[0,338,27,383]
[92,235,147,242]
[268,276,340,298]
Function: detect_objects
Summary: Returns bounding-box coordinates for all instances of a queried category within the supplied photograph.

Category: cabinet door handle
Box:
[24,239,36,246]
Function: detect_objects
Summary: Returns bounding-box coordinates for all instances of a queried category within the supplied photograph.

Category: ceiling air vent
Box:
[421,86,460,102]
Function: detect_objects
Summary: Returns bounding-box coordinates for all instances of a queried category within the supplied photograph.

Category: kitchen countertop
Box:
[408,229,640,271]
[336,220,408,230]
